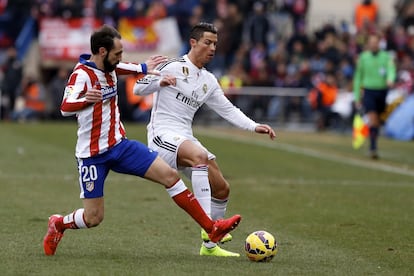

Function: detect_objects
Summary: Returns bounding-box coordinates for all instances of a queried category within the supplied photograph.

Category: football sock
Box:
[166,179,213,232]
[369,127,378,151]
[203,197,228,248]
[191,165,211,217]
[58,209,88,231]
[211,197,228,220]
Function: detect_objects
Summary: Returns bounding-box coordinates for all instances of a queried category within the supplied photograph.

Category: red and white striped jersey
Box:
[61,54,145,158]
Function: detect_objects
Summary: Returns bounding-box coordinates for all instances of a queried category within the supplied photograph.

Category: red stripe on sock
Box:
[172,189,213,232]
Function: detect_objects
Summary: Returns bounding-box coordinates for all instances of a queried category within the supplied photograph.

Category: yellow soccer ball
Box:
[244,230,278,262]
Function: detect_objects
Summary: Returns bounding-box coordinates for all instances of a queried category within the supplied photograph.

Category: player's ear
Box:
[189,38,197,48]
[99,47,107,56]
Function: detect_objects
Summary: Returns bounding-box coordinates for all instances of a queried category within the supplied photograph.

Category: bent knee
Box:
[163,167,182,187]
[193,151,209,165]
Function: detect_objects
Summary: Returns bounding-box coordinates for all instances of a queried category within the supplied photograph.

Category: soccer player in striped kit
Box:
[134,22,275,257]
[43,25,241,256]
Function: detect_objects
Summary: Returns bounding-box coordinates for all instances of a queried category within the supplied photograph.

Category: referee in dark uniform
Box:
[353,33,396,159]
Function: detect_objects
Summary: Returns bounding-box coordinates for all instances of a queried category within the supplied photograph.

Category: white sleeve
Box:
[206,86,258,132]
[60,69,91,117]
[116,62,146,74]
[133,74,162,95]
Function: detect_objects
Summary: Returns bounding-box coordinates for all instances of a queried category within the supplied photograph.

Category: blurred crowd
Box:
[0,0,413,131]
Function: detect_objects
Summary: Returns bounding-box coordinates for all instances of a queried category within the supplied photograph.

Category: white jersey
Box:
[134,55,258,140]
[61,54,146,158]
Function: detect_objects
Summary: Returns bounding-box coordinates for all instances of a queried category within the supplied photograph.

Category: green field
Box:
[1,121,413,275]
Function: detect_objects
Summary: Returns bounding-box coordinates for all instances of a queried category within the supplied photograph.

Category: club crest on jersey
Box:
[182,66,189,77]
[182,66,189,82]
[85,181,94,192]
[203,84,207,93]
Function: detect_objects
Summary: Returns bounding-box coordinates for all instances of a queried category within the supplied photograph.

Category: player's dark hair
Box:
[90,25,121,54]
[190,22,217,41]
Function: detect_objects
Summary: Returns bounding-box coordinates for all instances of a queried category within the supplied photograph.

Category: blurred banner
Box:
[39,18,102,62]
[38,17,181,66]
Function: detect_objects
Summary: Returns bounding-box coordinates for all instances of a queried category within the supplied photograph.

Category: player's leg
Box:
[208,160,233,241]
[113,139,241,242]
[149,136,240,255]
[151,134,212,218]
[43,157,109,255]
[198,159,239,256]
[363,89,386,159]
[144,156,215,232]
[177,140,212,218]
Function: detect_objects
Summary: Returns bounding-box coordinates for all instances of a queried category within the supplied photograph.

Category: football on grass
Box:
[245,230,278,262]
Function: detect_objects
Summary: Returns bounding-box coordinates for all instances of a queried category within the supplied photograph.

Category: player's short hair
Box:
[90,24,121,54]
[190,22,218,41]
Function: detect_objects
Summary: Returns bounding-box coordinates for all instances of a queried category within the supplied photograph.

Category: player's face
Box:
[193,32,217,66]
[368,36,380,53]
[104,38,123,72]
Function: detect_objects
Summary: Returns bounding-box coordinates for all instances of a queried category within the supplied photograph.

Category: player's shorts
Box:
[362,88,388,114]
[148,132,216,170]
[77,138,158,199]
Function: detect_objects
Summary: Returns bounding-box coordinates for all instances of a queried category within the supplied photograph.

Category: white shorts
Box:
[148,132,216,170]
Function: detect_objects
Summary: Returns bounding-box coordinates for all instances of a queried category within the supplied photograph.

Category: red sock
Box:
[172,189,214,233]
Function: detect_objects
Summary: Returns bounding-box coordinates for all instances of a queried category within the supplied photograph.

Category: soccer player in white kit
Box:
[42,24,242,256]
[134,22,275,257]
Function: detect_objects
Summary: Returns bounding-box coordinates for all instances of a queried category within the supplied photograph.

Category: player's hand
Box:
[386,80,394,89]
[145,55,168,75]
[85,87,102,103]
[255,124,276,140]
[159,75,176,87]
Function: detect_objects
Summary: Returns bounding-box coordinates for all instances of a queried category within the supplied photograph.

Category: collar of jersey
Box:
[183,54,203,74]
[79,54,98,69]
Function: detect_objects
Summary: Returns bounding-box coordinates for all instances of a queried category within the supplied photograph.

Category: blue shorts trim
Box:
[77,139,158,198]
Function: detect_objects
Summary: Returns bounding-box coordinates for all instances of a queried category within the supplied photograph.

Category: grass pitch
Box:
[0,121,413,275]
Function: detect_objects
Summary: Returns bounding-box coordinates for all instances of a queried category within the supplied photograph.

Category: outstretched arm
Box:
[116,55,167,76]
[255,124,276,140]
[144,55,168,75]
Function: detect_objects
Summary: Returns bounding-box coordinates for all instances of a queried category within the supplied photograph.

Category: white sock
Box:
[203,198,229,248]
[191,165,211,217]
[63,208,88,229]
[211,197,228,220]
[165,179,187,197]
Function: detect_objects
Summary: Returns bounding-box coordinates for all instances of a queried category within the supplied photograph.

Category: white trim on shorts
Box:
[149,132,216,170]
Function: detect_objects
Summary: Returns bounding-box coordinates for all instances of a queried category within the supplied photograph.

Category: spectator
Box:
[55,0,84,19]
[0,46,22,120]
[208,1,243,76]
[308,73,338,130]
[11,75,47,122]
[284,0,309,33]
[354,0,379,32]
[47,66,69,119]
[247,1,270,48]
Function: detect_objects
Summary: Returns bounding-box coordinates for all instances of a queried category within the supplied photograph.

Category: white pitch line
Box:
[197,129,414,178]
